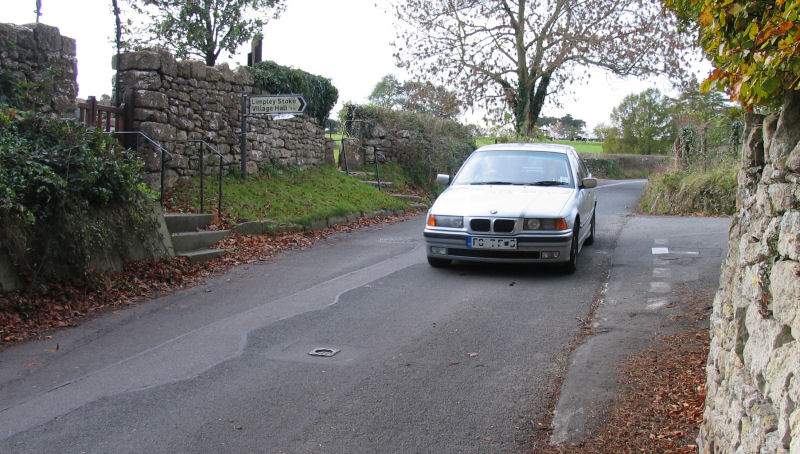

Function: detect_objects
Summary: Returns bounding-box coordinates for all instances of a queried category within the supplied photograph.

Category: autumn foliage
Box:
[665,0,800,108]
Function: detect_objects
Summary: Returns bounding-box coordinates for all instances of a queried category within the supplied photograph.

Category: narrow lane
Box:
[0,180,645,452]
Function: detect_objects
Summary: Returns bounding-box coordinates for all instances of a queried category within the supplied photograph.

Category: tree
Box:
[558,114,587,140]
[607,88,674,154]
[671,86,743,129]
[368,75,462,119]
[593,123,614,141]
[402,81,461,119]
[369,75,406,109]
[392,0,697,136]
[664,0,800,109]
[126,0,285,66]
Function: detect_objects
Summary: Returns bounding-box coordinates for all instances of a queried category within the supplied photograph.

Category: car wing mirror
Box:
[581,177,597,189]
[436,174,451,185]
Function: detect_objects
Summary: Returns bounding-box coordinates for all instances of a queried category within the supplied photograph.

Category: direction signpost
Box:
[249,95,307,116]
[240,94,308,178]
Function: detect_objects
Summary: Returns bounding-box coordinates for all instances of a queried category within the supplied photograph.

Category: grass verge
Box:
[164,165,410,227]
[639,163,738,216]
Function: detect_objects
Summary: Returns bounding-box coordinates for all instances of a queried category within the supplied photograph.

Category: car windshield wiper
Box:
[528,180,568,186]
[470,181,513,185]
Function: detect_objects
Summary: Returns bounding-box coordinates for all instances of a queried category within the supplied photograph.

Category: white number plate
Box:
[467,237,517,249]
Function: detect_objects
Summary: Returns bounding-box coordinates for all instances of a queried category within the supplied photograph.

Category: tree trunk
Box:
[513,73,551,137]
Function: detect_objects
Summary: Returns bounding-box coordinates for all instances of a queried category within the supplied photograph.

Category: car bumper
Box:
[423,230,573,264]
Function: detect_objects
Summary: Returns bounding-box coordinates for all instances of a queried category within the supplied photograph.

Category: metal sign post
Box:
[241,94,307,179]
[241,93,248,179]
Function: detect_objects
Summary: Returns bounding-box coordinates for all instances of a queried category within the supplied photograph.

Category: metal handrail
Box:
[372,147,383,191]
[112,131,174,206]
[166,139,231,216]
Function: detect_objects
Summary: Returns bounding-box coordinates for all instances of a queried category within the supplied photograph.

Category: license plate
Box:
[467,237,517,249]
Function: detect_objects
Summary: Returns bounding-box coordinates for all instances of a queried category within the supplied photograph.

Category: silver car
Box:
[423,143,597,272]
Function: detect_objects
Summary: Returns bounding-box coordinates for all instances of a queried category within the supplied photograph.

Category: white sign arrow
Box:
[249,94,307,115]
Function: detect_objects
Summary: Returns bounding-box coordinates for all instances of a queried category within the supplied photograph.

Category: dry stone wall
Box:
[0,22,76,116]
[699,92,800,453]
[115,48,329,189]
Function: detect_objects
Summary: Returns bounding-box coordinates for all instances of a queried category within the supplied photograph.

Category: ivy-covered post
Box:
[240,92,248,179]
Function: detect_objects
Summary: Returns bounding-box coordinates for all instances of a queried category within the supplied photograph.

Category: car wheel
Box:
[584,212,596,246]
[562,227,579,274]
[427,256,451,268]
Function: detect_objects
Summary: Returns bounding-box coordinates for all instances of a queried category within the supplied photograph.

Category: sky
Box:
[2,0,697,133]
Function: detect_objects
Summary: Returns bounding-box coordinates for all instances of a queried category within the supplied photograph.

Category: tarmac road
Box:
[0,179,728,452]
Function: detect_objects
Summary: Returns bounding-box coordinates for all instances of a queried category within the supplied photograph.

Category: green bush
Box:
[249,61,338,125]
[639,163,738,216]
[339,103,476,191]
[0,107,159,286]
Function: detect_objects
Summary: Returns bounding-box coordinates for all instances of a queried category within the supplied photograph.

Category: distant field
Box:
[475,137,603,154]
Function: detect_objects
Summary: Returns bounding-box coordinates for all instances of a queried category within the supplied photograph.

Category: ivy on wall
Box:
[249,60,338,124]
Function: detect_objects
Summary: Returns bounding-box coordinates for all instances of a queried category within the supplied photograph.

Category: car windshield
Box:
[452,150,573,187]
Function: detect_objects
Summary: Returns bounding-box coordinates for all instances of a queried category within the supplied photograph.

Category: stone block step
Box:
[171,230,230,253]
[390,193,426,202]
[364,180,394,188]
[340,170,374,178]
[233,220,303,235]
[164,213,214,233]
[178,248,230,265]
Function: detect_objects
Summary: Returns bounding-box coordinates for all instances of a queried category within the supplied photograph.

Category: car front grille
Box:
[469,218,515,233]
[470,219,491,231]
[493,219,515,232]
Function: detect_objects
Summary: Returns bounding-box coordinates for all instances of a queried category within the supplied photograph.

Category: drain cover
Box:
[308,347,340,357]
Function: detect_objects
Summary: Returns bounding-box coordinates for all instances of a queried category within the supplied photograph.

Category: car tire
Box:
[427,256,451,268]
[562,227,579,274]
[584,212,596,246]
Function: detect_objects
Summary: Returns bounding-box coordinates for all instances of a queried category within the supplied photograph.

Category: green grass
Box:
[164,165,409,228]
[476,137,603,154]
[639,163,738,216]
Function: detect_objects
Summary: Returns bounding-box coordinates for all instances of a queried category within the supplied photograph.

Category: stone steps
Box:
[164,213,231,264]
[364,180,395,188]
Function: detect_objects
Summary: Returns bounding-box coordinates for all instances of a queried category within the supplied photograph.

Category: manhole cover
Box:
[308,347,340,357]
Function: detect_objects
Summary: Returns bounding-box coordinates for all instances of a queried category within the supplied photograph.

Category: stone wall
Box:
[699,92,800,452]
[340,125,416,170]
[0,22,77,116]
[115,48,329,189]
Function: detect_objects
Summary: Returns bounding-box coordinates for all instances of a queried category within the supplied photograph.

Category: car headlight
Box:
[523,218,568,230]
[427,214,464,228]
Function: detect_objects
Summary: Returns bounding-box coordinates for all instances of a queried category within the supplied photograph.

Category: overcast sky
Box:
[3,0,694,132]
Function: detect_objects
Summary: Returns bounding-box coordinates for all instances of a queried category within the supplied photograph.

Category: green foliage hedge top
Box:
[249,61,338,124]
[0,107,157,286]
[665,0,800,108]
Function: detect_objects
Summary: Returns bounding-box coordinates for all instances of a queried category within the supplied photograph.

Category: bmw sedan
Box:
[423,143,597,272]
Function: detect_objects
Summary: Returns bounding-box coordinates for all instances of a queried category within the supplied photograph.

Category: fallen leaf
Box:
[448,361,461,366]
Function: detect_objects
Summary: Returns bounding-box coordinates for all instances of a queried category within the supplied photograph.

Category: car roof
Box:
[474,143,576,154]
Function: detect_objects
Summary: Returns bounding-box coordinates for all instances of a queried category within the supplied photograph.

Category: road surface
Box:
[0,180,728,452]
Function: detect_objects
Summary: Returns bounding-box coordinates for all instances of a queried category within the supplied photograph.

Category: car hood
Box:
[431,185,573,218]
